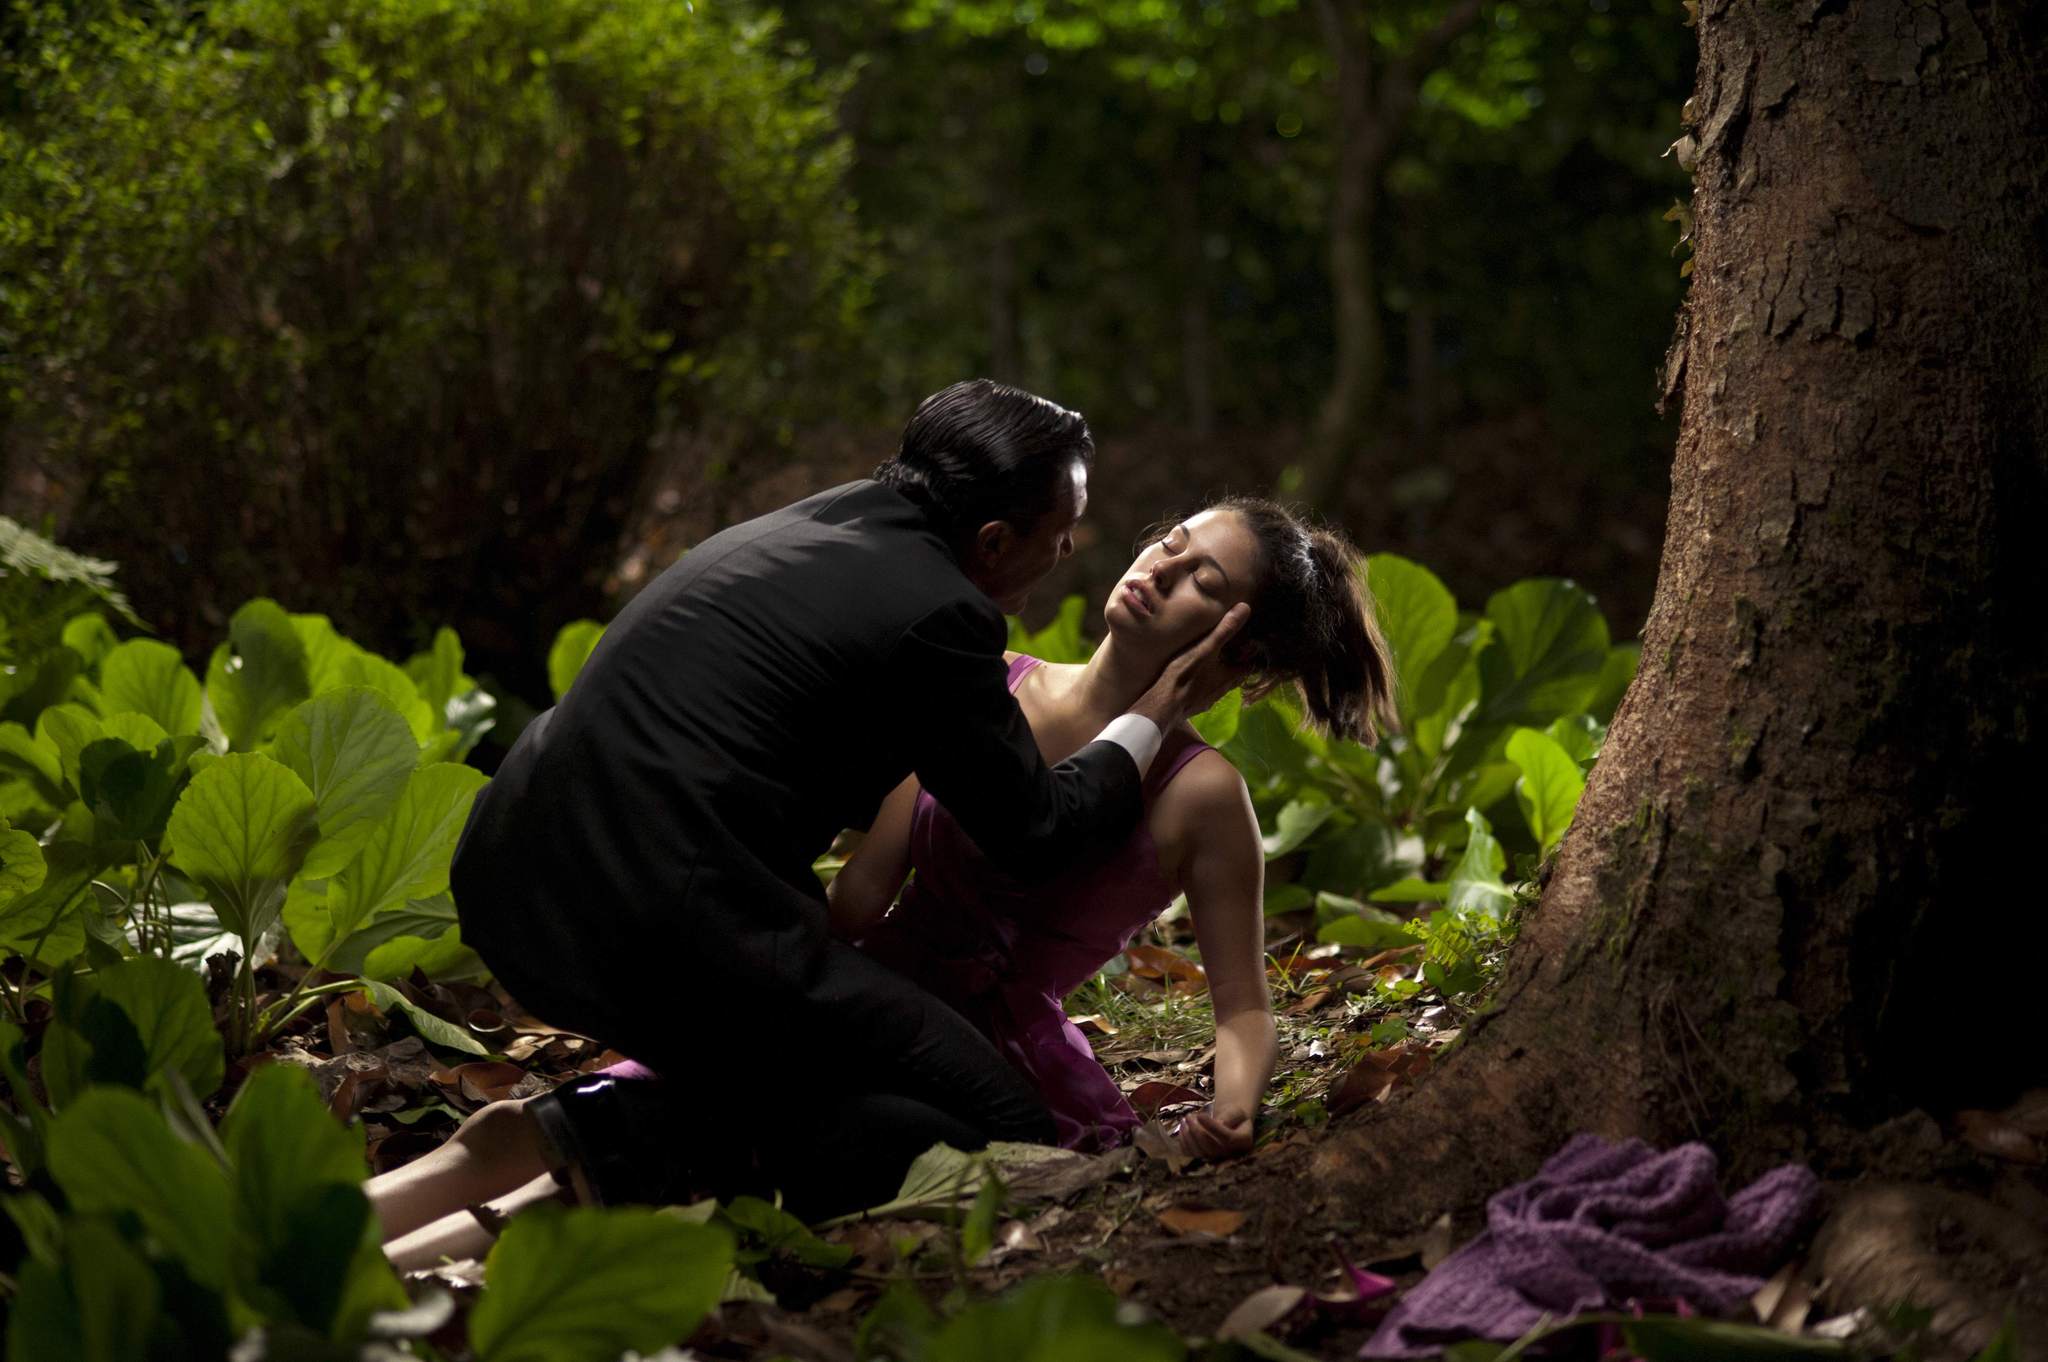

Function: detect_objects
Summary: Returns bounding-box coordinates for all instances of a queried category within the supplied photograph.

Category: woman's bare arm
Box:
[826,776,921,939]
[1163,751,1276,1159]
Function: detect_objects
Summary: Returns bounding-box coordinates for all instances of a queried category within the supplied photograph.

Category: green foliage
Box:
[1,0,871,676]
[7,1065,470,1358]
[547,619,609,703]
[857,1273,1185,1362]
[0,524,501,1056]
[467,1204,734,1362]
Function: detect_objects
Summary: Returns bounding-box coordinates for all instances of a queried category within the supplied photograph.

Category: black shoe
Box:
[528,1072,695,1207]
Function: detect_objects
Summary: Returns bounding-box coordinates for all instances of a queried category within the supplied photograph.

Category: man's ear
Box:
[972,520,1015,563]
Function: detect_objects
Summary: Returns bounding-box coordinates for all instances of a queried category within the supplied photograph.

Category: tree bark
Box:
[1311,0,2048,1241]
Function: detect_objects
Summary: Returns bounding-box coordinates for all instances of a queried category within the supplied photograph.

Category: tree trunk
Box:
[1302,3,1385,510]
[1309,0,2048,1252]
[1172,133,1215,439]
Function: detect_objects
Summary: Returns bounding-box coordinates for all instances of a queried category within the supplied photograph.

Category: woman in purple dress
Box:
[366,497,1393,1264]
[831,496,1396,1160]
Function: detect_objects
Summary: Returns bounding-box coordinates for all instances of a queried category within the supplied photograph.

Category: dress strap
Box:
[1006,653,1045,694]
[1145,732,1214,797]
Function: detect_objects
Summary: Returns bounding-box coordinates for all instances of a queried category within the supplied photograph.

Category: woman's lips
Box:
[1122,582,1154,618]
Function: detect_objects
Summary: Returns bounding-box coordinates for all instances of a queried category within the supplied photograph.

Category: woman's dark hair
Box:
[1158,497,1398,746]
[874,379,1094,553]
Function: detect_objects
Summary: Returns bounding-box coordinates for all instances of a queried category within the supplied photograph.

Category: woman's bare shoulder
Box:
[1153,748,1255,851]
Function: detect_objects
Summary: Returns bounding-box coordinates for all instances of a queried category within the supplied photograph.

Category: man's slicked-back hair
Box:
[874,379,1094,554]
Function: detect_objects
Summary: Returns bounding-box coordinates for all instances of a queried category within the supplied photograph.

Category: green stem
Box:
[254,974,362,1044]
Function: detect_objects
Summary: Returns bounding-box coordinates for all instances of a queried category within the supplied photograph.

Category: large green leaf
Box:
[360,923,484,982]
[0,721,66,806]
[0,818,46,901]
[222,1063,403,1336]
[1544,713,1604,765]
[316,892,458,977]
[1475,579,1610,727]
[1445,808,1513,919]
[357,979,488,1056]
[271,688,420,880]
[1364,553,1457,717]
[8,1217,159,1362]
[1261,799,1335,860]
[468,1205,733,1362]
[404,626,467,716]
[546,620,609,703]
[37,703,102,796]
[78,735,193,846]
[204,600,312,751]
[1313,896,1412,949]
[327,649,436,744]
[61,612,121,669]
[323,763,488,947]
[1506,727,1586,858]
[290,614,354,695]
[1190,687,1241,746]
[98,639,203,736]
[47,1088,232,1292]
[926,1275,1185,1362]
[165,752,318,947]
[0,841,97,963]
[88,955,225,1104]
[1006,595,1093,666]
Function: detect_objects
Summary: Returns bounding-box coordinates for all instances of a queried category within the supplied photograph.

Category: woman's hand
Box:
[1175,1102,1255,1161]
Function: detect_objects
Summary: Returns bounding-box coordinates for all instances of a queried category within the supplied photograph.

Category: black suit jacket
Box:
[452,480,1142,1010]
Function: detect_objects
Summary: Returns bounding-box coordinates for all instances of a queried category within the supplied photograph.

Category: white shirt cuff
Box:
[1096,714,1164,778]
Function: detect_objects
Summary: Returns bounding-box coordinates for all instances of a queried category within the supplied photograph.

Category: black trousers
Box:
[474,921,1053,1219]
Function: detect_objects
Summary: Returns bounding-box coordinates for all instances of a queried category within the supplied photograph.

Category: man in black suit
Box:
[450,380,1245,1214]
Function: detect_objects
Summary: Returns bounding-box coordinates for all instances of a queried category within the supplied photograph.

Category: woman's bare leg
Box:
[382,1172,568,1273]
[366,1096,551,1242]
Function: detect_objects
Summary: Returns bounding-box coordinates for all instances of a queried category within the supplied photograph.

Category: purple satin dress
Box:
[856,654,1213,1151]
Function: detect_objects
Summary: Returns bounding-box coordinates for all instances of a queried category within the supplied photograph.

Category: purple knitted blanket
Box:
[1362,1134,1820,1358]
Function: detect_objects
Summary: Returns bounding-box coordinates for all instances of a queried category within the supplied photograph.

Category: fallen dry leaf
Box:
[1217,1285,1309,1339]
[1129,1080,1207,1117]
[1134,1119,1192,1174]
[1420,1212,1456,1270]
[1158,1205,1246,1238]
[1125,945,1208,994]
[1067,1013,1120,1037]
[1328,1043,1433,1115]
[1750,1260,1814,1332]
[443,1060,534,1105]
[1286,988,1338,1015]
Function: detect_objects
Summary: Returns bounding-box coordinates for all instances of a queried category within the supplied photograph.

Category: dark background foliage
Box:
[0,0,1695,712]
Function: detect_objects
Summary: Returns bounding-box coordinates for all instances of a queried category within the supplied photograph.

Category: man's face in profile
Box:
[979,457,1086,615]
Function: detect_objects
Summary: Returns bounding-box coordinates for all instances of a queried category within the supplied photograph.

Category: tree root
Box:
[1811,1182,2048,1362]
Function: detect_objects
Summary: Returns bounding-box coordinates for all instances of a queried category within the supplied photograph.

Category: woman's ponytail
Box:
[1195,498,1398,746]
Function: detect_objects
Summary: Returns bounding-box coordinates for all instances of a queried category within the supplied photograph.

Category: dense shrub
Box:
[0,0,871,693]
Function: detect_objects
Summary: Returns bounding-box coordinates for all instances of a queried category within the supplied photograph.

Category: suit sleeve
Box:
[889,597,1144,881]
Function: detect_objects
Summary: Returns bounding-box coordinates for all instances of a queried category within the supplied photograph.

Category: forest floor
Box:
[245,886,2048,1362]
[255,901,1483,1359]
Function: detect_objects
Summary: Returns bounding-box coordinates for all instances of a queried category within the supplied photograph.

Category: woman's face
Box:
[1104,509,1262,653]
